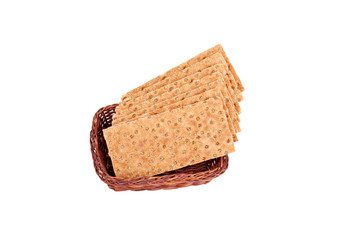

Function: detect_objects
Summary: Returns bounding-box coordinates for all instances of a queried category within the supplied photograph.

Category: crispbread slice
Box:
[117,63,241,115]
[114,72,241,132]
[135,52,243,103]
[121,52,225,101]
[112,88,238,141]
[103,97,235,178]
[113,72,241,133]
[121,46,244,102]
[115,72,235,119]
[215,45,244,92]
[113,75,240,133]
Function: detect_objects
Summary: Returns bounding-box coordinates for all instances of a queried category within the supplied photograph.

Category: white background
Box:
[1,1,359,239]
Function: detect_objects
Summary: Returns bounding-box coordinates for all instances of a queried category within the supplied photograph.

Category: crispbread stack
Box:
[103,45,244,178]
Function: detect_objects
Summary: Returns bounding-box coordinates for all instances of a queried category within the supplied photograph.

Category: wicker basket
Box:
[90,104,229,191]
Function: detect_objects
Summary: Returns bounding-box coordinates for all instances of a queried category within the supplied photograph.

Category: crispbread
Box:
[121,46,244,102]
[121,52,225,102]
[117,63,241,114]
[103,98,235,178]
[115,72,233,117]
[215,45,244,92]
[113,72,241,133]
[113,77,240,134]
[112,87,238,141]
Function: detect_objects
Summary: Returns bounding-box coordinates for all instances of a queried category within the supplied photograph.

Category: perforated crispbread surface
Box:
[113,77,241,135]
[211,64,243,104]
[113,88,238,141]
[116,63,241,115]
[122,53,226,101]
[113,72,241,133]
[114,72,237,119]
[121,45,244,102]
[103,98,235,178]
[215,45,244,92]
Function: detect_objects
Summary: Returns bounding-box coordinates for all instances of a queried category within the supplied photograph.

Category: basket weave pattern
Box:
[90,104,229,191]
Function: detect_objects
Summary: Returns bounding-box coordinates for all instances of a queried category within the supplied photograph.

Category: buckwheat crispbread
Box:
[103,98,235,178]
[113,72,241,133]
[116,63,241,115]
[112,87,238,141]
[215,45,244,92]
[121,45,244,102]
[115,72,236,117]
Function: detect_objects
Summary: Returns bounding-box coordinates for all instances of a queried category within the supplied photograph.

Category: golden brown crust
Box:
[113,72,240,136]
[104,98,235,178]
[121,45,244,102]
[215,45,244,92]
[113,88,238,141]
[117,62,242,115]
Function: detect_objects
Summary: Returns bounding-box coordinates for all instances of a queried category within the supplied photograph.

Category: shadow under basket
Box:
[90,104,229,191]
